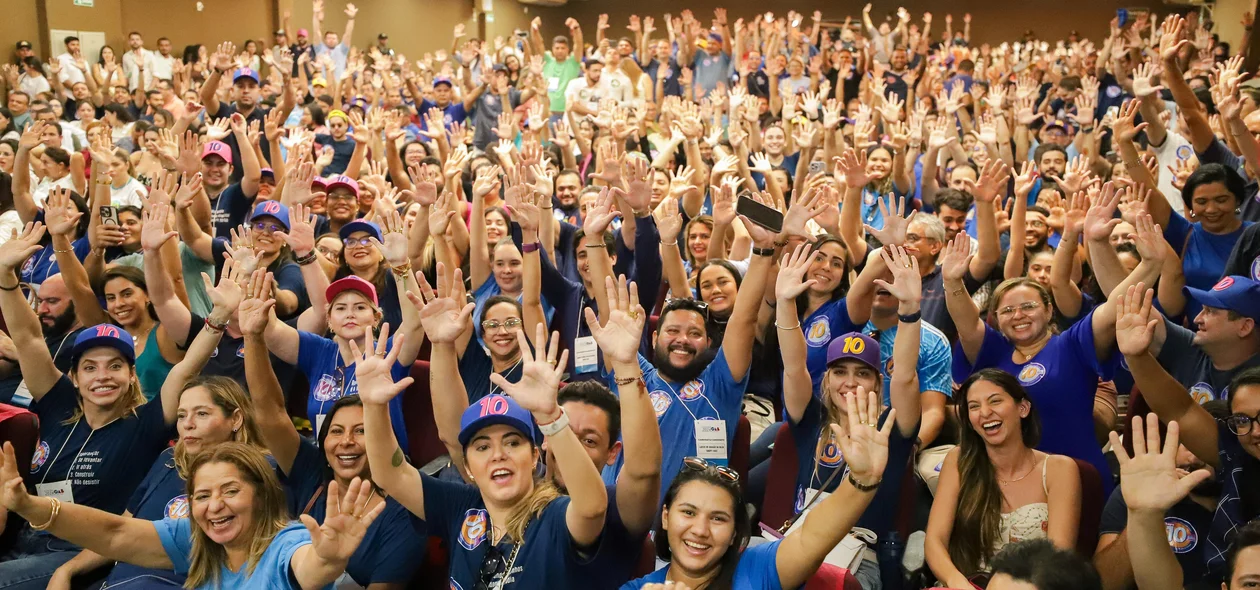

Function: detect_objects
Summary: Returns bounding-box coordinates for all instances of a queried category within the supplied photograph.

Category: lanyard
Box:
[659,378,720,422]
[488,359,522,398]
[40,415,118,484]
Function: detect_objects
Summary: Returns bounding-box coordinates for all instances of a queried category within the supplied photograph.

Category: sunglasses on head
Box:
[662,298,710,321]
[682,456,739,482]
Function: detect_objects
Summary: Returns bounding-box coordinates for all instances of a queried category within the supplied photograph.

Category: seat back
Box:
[0,404,38,555]
[401,361,447,468]
[636,532,658,577]
[1074,458,1104,556]
[761,421,801,532]
[804,563,863,590]
[731,415,751,490]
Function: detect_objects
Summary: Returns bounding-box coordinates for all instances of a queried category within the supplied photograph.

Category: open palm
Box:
[831,388,894,483]
[303,478,384,563]
[490,324,567,418]
[347,324,414,405]
[583,276,645,365]
[776,243,819,300]
[1112,416,1211,513]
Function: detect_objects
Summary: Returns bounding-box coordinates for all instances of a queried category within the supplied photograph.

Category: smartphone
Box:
[737,195,783,233]
[808,160,825,175]
[1117,8,1129,29]
[99,206,119,226]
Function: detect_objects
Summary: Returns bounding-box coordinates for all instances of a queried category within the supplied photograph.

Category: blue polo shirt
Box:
[862,319,953,404]
[602,350,749,502]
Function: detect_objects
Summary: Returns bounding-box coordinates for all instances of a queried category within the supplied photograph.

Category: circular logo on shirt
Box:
[1251,257,1260,282]
[703,59,712,67]
[165,495,190,519]
[458,509,489,550]
[885,357,895,374]
[20,254,35,276]
[31,440,49,471]
[312,374,339,402]
[1189,382,1216,405]
[209,346,219,359]
[1176,145,1193,161]
[1214,277,1236,291]
[236,344,246,358]
[678,380,704,401]
[450,580,465,590]
[1106,85,1122,98]
[484,95,498,107]
[649,390,673,418]
[819,434,844,468]
[1166,517,1198,553]
[1018,363,1047,386]
[806,317,831,346]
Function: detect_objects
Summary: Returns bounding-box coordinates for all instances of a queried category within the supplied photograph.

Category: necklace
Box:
[997,454,1037,485]
[1013,334,1050,364]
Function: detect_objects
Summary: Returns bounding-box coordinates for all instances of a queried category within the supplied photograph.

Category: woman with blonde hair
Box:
[47,259,268,588]
[0,441,383,589]
[0,223,179,589]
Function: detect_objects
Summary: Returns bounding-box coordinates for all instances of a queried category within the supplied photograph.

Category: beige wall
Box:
[120,0,274,54]
[43,0,127,53]
[1,0,41,60]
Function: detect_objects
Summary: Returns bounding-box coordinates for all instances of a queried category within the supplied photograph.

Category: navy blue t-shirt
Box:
[459,341,525,403]
[27,377,171,547]
[184,313,298,395]
[284,439,426,586]
[803,298,859,389]
[209,183,256,239]
[421,474,581,589]
[952,311,1116,496]
[105,447,188,586]
[569,484,646,588]
[20,237,92,286]
[1099,485,1218,590]
[295,331,411,449]
[1164,212,1251,323]
[313,135,356,176]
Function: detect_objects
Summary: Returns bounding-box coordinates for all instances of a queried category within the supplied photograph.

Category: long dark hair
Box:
[316,395,366,484]
[653,465,750,590]
[795,234,851,315]
[949,369,1042,576]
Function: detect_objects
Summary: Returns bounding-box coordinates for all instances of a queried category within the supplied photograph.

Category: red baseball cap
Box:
[325,276,378,306]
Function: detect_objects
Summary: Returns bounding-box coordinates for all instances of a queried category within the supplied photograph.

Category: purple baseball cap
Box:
[433,76,453,88]
[825,332,881,372]
[233,68,260,84]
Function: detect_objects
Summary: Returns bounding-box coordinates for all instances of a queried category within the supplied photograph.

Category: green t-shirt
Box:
[543,53,581,113]
[114,243,215,317]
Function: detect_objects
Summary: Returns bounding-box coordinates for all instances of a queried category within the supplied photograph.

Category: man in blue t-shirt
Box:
[195,137,260,239]
[415,77,468,130]
[314,109,355,176]
[201,42,295,185]
[311,0,356,79]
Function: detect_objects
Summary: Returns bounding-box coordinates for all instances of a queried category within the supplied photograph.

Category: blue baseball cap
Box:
[233,67,260,84]
[249,200,291,230]
[433,76,453,88]
[825,332,881,372]
[71,324,136,364]
[457,394,539,447]
[339,219,382,242]
[1184,276,1260,321]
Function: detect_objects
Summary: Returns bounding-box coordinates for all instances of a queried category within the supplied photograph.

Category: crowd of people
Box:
[0,2,1259,589]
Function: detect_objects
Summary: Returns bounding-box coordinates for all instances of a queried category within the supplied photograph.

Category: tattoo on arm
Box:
[392,447,404,468]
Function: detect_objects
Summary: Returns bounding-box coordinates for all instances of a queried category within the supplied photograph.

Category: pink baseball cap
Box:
[325,175,359,197]
[297,28,310,37]
[325,276,378,306]
[201,141,231,162]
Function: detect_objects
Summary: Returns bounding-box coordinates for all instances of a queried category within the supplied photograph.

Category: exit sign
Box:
[74,0,94,6]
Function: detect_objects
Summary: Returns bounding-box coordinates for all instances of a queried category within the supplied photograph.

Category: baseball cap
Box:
[708,31,724,43]
[458,394,539,447]
[325,275,378,306]
[325,175,359,197]
[433,76,453,88]
[1044,119,1070,132]
[275,29,287,36]
[250,200,291,230]
[1184,276,1260,321]
[16,41,32,50]
[312,76,328,87]
[72,324,136,365]
[492,63,508,73]
[378,33,389,40]
[297,28,310,37]
[260,167,275,181]
[233,68,260,84]
[201,140,231,162]
[825,332,881,372]
[311,177,328,192]
[1243,78,1260,91]
[339,219,382,242]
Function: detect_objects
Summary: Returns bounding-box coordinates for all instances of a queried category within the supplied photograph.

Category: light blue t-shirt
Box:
[861,319,953,405]
[154,518,322,589]
[621,540,783,589]
[313,43,350,79]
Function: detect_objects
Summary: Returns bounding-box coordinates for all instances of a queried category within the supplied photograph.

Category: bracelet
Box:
[848,472,881,492]
[521,241,541,254]
[537,407,570,437]
[53,249,72,254]
[773,237,790,248]
[391,263,413,277]
[898,310,922,323]
[0,281,17,291]
[661,240,678,246]
[614,374,644,386]
[205,316,229,332]
[774,320,802,330]
[30,498,61,531]
[752,246,776,257]
[294,250,318,266]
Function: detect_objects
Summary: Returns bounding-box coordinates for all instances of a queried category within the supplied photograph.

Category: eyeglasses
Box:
[662,298,710,321]
[481,317,523,332]
[997,302,1043,316]
[682,456,739,482]
[1226,412,1260,436]
[252,222,284,234]
[342,237,374,248]
[905,233,935,244]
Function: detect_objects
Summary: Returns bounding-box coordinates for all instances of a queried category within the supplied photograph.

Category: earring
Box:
[1188,210,1196,218]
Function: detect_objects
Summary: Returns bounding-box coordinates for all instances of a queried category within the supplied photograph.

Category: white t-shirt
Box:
[57,53,86,87]
[564,77,606,113]
[111,177,148,208]
[150,53,177,82]
[602,70,635,107]
[32,174,77,208]
[122,48,157,90]
[1151,129,1192,217]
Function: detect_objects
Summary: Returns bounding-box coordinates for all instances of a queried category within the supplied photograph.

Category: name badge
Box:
[694,419,728,465]
[573,336,598,375]
[548,77,560,91]
[315,414,327,436]
[36,480,74,504]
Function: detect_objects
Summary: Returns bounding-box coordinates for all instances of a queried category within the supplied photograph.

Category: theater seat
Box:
[636,533,658,577]
[805,563,862,590]
[0,403,38,555]
[401,361,447,470]
[732,415,751,491]
[761,420,801,533]
[1074,458,1103,556]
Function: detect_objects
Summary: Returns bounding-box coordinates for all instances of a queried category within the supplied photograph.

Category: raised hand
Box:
[864,196,910,246]
[776,242,821,301]
[1132,211,1165,265]
[583,275,645,366]
[275,203,317,257]
[939,232,973,282]
[369,209,410,268]
[654,196,684,243]
[1111,415,1211,513]
[237,270,276,336]
[0,223,46,271]
[302,477,386,566]
[348,322,414,406]
[43,188,83,237]
[874,246,922,307]
[968,158,1010,204]
[410,264,474,344]
[226,226,261,276]
[582,187,619,237]
[781,187,827,240]
[1115,284,1159,356]
[489,322,569,421]
[834,149,870,190]
[620,156,654,216]
[831,387,895,485]
[0,442,34,514]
